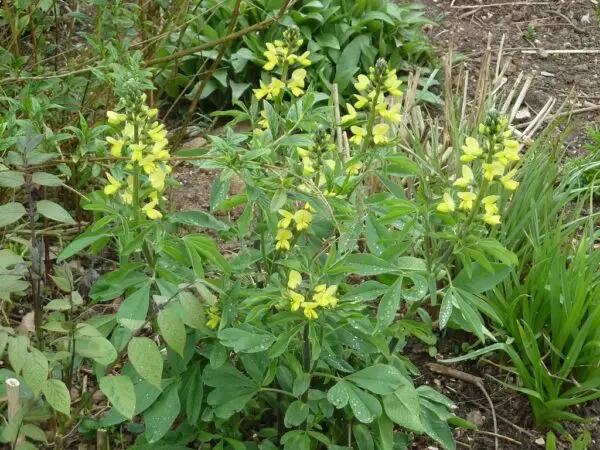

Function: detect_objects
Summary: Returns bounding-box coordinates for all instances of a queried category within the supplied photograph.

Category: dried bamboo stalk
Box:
[6,378,21,422]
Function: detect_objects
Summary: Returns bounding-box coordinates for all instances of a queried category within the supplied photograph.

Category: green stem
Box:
[360,84,382,154]
[260,387,296,398]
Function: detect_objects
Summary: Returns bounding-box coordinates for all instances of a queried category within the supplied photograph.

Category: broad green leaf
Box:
[116,283,150,331]
[56,228,108,262]
[8,335,29,375]
[377,278,403,330]
[22,348,48,396]
[185,364,204,423]
[170,211,229,231]
[0,202,26,227]
[179,291,205,330]
[44,299,71,311]
[438,289,454,330]
[268,323,303,358]
[36,200,75,224]
[453,262,511,294]
[0,171,24,188]
[128,337,163,388]
[284,400,309,427]
[420,402,455,450]
[353,423,374,450]
[157,307,186,357]
[346,384,382,424]
[346,364,404,395]
[292,372,311,397]
[31,172,63,186]
[74,324,117,366]
[42,379,70,416]
[327,380,350,409]
[20,424,46,442]
[99,375,136,419]
[332,254,397,276]
[383,384,423,432]
[334,35,370,91]
[143,385,180,443]
[218,326,275,353]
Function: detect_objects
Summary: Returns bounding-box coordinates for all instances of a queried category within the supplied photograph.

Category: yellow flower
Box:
[207,306,221,329]
[131,144,145,163]
[460,137,483,163]
[147,108,158,118]
[254,80,270,100]
[288,270,302,289]
[345,162,363,175]
[296,51,311,66]
[263,43,279,71]
[373,123,390,144]
[276,228,293,251]
[483,161,505,181]
[500,169,519,191]
[482,195,500,215]
[106,111,126,124]
[278,209,295,229]
[304,202,315,213]
[142,200,162,220]
[294,209,313,231]
[302,302,319,320]
[379,103,402,123]
[453,165,474,188]
[385,73,402,96]
[149,168,166,191]
[296,147,309,157]
[437,192,455,213]
[354,95,369,109]
[354,74,370,92]
[483,213,501,226]
[122,123,134,140]
[140,154,157,174]
[349,126,367,145]
[148,124,167,143]
[457,191,476,211]
[258,109,269,129]
[268,78,286,97]
[313,284,338,307]
[302,157,315,175]
[104,173,121,196]
[341,104,357,123]
[289,290,305,312]
[287,69,307,97]
[495,140,520,164]
[106,137,124,157]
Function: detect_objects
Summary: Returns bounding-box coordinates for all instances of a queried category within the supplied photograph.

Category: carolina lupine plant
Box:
[103,94,172,221]
[437,111,520,227]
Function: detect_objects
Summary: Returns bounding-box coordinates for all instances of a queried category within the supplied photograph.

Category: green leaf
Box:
[22,348,48,396]
[332,254,397,276]
[438,290,454,330]
[157,307,186,357]
[20,424,46,442]
[334,35,370,91]
[44,299,71,311]
[170,211,229,231]
[346,364,404,395]
[353,423,374,450]
[327,380,350,409]
[128,337,163,388]
[42,379,70,416]
[0,202,26,227]
[453,262,511,294]
[143,384,181,443]
[0,171,25,188]
[420,401,455,450]
[178,291,205,330]
[36,200,75,224]
[31,172,63,187]
[268,323,303,358]
[218,326,275,354]
[293,372,311,397]
[74,324,117,366]
[377,278,403,330]
[346,384,382,424]
[270,189,287,212]
[116,283,150,332]
[284,400,309,427]
[383,384,423,432]
[56,228,108,262]
[185,364,204,424]
[8,335,29,375]
[99,375,136,420]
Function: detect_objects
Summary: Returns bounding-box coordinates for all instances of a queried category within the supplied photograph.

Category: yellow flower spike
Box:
[483,213,501,226]
[500,169,519,191]
[437,192,455,213]
[268,78,286,97]
[483,161,505,181]
[296,147,309,158]
[385,74,403,97]
[349,126,367,145]
[313,284,338,307]
[106,137,124,157]
[140,155,157,175]
[106,111,126,124]
[278,209,295,228]
[302,157,315,175]
[373,123,390,144]
[301,302,319,320]
[345,162,363,175]
[457,191,477,211]
[304,202,315,213]
[276,228,293,251]
[263,43,279,70]
[453,165,474,188]
[130,144,145,163]
[142,200,163,220]
[294,209,313,231]
[296,51,311,66]
[289,290,305,312]
[207,306,221,329]
[147,108,159,118]
[149,169,167,191]
[341,104,358,123]
[288,270,302,289]
[122,123,134,139]
[460,137,484,163]
[148,125,168,143]
[253,81,270,100]
[354,74,370,92]
[379,103,402,123]
[287,69,307,97]
[482,195,500,215]
[103,173,122,196]
[274,40,284,47]
[353,94,369,109]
